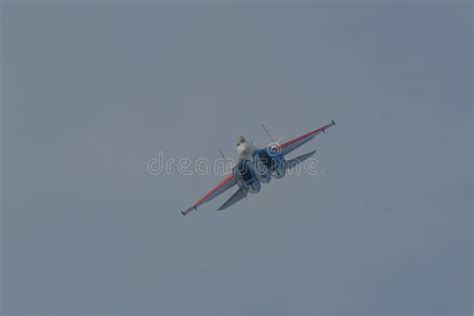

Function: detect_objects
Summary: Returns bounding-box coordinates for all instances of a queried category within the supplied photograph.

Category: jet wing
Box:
[279,120,335,156]
[181,173,237,216]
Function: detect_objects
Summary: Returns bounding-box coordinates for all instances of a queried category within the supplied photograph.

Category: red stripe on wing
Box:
[192,173,235,208]
[279,120,335,155]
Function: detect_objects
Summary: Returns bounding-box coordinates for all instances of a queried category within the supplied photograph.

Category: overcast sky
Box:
[1,2,472,315]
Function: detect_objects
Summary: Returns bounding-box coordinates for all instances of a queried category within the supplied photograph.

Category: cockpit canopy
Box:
[236,136,247,146]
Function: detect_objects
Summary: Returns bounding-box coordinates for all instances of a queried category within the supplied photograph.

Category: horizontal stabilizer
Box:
[218,188,247,211]
[285,150,317,170]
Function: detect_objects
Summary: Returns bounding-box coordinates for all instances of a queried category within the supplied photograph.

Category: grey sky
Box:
[1,2,472,315]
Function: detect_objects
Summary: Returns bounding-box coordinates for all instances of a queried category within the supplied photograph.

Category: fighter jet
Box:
[181,120,335,215]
